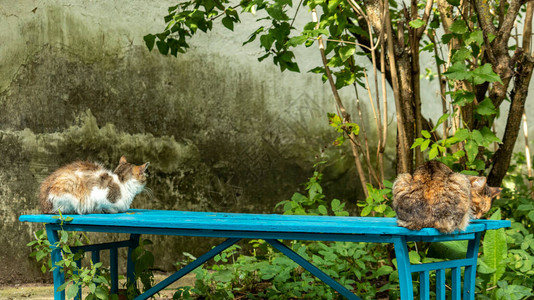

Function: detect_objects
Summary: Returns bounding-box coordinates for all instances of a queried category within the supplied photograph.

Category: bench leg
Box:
[463,231,482,300]
[134,238,241,300]
[45,225,65,300]
[127,234,141,289]
[392,236,414,300]
[110,247,119,294]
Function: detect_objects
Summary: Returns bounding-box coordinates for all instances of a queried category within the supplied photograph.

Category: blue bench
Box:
[19,209,510,299]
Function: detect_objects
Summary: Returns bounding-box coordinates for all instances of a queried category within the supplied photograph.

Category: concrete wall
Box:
[0,0,371,283]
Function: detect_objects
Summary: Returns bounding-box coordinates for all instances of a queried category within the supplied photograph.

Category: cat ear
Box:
[140,162,149,172]
[119,156,127,164]
[490,187,502,198]
[468,176,487,190]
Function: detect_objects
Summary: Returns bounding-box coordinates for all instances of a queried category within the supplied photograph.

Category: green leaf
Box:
[465,30,484,46]
[429,145,439,159]
[433,113,450,131]
[376,265,393,277]
[451,128,470,143]
[443,62,471,81]
[464,140,478,162]
[452,48,472,62]
[476,98,497,116]
[528,211,534,222]
[331,199,341,210]
[260,34,275,50]
[478,259,497,274]
[318,205,328,215]
[143,34,156,52]
[36,250,48,262]
[339,45,355,62]
[265,5,285,21]
[441,33,454,44]
[95,286,109,299]
[480,127,501,144]
[517,204,534,211]
[59,231,69,244]
[409,19,425,29]
[471,130,484,146]
[287,35,308,47]
[483,209,507,286]
[57,282,69,292]
[221,16,234,31]
[421,139,431,151]
[156,40,169,55]
[67,284,79,299]
[89,283,96,294]
[451,90,475,106]
[361,206,372,216]
[327,0,341,11]
[450,19,468,34]
[446,0,461,6]
[472,64,502,85]
[409,251,421,264]
[374,204,387,213]
[421,130,431,139]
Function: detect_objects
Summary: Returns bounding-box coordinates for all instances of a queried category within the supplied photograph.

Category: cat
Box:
[40,156,149,214]
[392,160,501,233]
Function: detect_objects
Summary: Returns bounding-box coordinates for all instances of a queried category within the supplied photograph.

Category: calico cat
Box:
[40,156,149,214]
[392,160,501,233]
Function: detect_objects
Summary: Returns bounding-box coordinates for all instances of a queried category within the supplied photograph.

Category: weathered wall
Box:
[0,1,371,283]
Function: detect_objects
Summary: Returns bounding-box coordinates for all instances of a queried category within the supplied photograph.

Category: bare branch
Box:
[384,2,411,174]
[312,9,370,198]
[523,1,534,53]
[416,0,435,39]
[472,0,498,63]
[497,0,527,49]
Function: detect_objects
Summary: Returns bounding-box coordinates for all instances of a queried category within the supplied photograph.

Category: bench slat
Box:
[19,209,510,237]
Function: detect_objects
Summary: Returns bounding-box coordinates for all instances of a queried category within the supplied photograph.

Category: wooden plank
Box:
[110,248,118,295]
[436,269,446,300]
[451,267,461,300]
[393,236,414,300]
[45,225,64,300]
[419,271,429,300]
[410,258,475,273]
[19,209,509,237]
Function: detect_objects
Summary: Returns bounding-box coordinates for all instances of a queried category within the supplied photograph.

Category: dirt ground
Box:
[0,272,196,300]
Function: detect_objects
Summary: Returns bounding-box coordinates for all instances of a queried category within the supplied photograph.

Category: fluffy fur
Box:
[40,156,149,214]
[392,160,501,233]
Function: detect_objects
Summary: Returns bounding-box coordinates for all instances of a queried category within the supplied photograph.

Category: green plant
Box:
[173,164,399,299]
[471,155,534,299]
[27,212,155,300]
[27,212,116,300]
[275,161,349,217]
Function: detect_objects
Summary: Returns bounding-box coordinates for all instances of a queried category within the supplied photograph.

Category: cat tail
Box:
[39,185,53,214]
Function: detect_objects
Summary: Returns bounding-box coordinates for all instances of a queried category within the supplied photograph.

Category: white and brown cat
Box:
[40,156,149,214]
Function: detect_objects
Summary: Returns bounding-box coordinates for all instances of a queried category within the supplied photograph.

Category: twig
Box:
[384,1,410,173]
[325,38,379,52]
[210,4,241,21]
[311,9,370,198]
[290,0,305,28]
[428,30,449,140]
[522,1,533,53]
[378,0,388,182]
